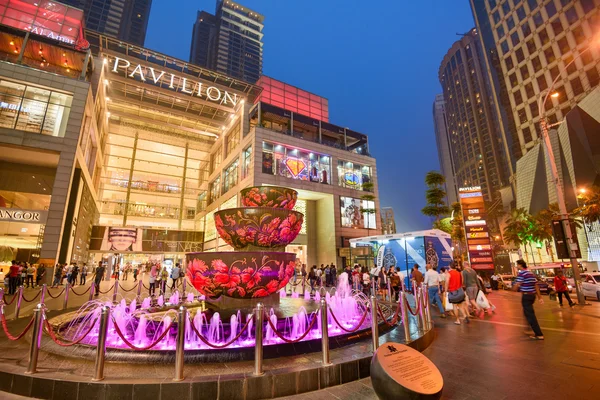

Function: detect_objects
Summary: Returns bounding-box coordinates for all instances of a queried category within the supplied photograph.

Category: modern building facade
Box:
[471,0,600,161]
[438,29,510,204]
[61,0,153,46]
[433,94,458,205]
[190,0,264,84]
[380,207,397,235]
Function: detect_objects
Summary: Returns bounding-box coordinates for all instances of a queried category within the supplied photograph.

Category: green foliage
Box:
[360,181,377,234]
[433,217,452,234]
[421,171,449,222]
[574,186,600,224]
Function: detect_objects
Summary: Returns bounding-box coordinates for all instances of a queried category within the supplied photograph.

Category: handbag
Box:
[448,287,465,303]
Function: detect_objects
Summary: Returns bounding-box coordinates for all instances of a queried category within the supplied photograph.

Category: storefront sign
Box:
[29,27,75,45]
[0,208,47,223]
[459,186,494,270]
[111,57,241,107]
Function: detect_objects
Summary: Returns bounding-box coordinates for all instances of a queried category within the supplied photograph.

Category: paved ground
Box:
[278,289,600,400]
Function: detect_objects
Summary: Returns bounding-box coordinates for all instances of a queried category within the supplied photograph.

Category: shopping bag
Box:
[476,290,490,309]
[549,291,557,301]
[444,293,453,311]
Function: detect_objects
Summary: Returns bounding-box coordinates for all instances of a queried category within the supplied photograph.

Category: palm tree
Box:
[532,205,559,262]
[421,171,450,222]
[503,208,533,263]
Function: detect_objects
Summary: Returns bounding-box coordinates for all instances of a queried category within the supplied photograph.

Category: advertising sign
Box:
[459,186,494,271]
[0,208,48,224]
[340,197,376,229]
[89,226,203,253]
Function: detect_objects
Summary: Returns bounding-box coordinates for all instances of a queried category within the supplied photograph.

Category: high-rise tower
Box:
[433,94,458,205]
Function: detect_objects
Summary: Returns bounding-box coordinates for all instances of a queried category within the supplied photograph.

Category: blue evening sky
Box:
[145,0,475,232]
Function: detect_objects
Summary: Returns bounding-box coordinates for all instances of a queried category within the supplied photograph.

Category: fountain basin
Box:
[214,207,303,250]
[186,251,296,299]
[240,186,298,209]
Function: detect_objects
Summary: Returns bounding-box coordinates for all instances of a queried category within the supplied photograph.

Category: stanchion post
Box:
[174,306,186,381]
[416,288,425,333]
[89,282,95,301]
[15,286,24,319]
[136,280,142,301]
[62,283,70,310]
[0,288,4,304]
[112,280,119,303]
[400,292,411,343]
[182,279,187,298]
[40,284,47,305]
[253,303,264,376]
[93,306,110,381]
[370,295,379,351]
[25,304,44,374]
[302,276,305,295]
[387,282,393,303]
[423,288,431,330]
[320,299,331,366]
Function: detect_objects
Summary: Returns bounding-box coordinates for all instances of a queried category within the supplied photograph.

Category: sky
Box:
[144,0,475,232]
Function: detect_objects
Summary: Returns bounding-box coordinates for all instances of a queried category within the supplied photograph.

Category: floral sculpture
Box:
[186,186,303,299]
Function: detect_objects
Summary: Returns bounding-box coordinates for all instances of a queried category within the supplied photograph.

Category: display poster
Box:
[90,226,203,253]
[459,186,494,270]
[340,197,376,229]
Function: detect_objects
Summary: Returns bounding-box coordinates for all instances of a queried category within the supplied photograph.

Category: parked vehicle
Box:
[581,273,600,301]
[535,276,551,294]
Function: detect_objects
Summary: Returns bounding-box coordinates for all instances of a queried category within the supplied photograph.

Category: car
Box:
[581,273,600,301]
[535,277,551,294]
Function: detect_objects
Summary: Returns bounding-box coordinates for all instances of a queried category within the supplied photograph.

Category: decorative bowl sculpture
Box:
[186,252,296,299]
[240,186,298,209]
[214,207,304,250]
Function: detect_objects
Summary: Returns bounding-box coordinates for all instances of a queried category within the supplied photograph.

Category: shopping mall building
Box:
[0,2,380,271]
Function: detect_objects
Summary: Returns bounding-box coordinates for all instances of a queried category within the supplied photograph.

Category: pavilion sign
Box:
[111,57,241,107]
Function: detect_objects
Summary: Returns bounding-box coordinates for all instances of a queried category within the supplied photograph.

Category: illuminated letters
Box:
[147,67,165,84]
[128,64,146,81]
[180,78,194,94]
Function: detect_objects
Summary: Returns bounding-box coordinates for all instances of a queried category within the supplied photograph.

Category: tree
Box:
[531,204,560,262]
[450,202,466,259]
[433,217,452,234]
[503,208,534,263]
[360,181,377,236]
[421,171,450,222]
[574,186,600,224]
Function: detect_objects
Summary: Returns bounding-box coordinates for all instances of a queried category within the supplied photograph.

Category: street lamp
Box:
[536,39,600,305]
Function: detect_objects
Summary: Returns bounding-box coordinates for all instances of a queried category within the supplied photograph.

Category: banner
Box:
[376,245,386,272]
[89,226,203,253]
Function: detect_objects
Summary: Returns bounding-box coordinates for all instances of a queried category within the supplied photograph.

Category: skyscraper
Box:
[380,207,397,235]
[471,0,600,160]
[190,0,264,83]
[438,29,510,203]
[433,94,458,205]
[60,0,152,46]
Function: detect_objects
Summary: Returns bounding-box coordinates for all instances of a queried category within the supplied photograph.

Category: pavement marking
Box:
[471,318,600,337]
[577,350,600,355]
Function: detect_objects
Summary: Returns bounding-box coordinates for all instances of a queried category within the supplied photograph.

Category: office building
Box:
[380,207,397,235]
[438,29,510,204]
[433,94,458,205]
[471,0,600,160]
[61,0,153,46]
[190,0,264,83]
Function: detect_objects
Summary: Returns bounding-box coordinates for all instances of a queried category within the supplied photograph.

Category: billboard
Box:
[89,226,203,253]
[340,197,376,229]
[459,186,494,270]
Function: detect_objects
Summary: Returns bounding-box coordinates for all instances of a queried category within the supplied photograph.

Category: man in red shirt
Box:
[553,269,574,307]
[8,260,20,295]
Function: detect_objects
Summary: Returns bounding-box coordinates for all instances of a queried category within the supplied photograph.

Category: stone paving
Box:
[278,289,600,400]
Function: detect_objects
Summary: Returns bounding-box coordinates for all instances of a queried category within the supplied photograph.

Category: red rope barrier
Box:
[43,316,98,347]
[142,283,150,290]
[119,284,138,293]
[265,313,318,343]
[0,313,35,341]
[98,284,115,295]
[403,295,421,316]
[188,314,254,349]
[70,286,92,296]
[46,288,66,299]
[377,304,400,328]
[111,316,174,350]
[328,308,369,333]
[1,294,17,305]
[21,290,42,303]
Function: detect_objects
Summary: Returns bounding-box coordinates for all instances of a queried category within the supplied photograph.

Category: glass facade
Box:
[242,145,252,178]
[337,160,372,190]
[222,159,239,194]
[261,141,331,184]
[0,80,72,137]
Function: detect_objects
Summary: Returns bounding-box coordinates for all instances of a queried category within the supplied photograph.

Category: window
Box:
[516,6,526,21]
[505,55,514,71]
[507,15,516,30]
[526,39,536,54]
[538,27,549,45]
[337,161,372,190]
[209,177,221,204]
[587,67,600,87]
[500,40,509,53]
[511,31,520,46]
[527,0,538,12]
[515,47,525,63]
[545,2,557,18]
[550,66,560,81]
[532,56,542,71]
[582,50,594,65]
[565,7,579,24]
[522,126,533,143]
[242,146,252,178]
[544,46,556,64]
[582,0,595,13]
[522,21,532,38]
[0,80,72,137]
[521,65,531,80]
[502,2,511,16]
[529,101,540,118]
[509,72,518,86]
[222,159,239,193]
[525,83,534,97]
[570,76,584,96]
[564,55,577,75]
[340,197,376,229]
[533,12,543,27]
[557,37,570,55]
[261,141,331,184]
[224,122,240,157]
[210,146,222,173]
[518,107,528,124]
[551,18,564,35]
[572,26,586,45]
[497,25,505,38]
[513,89,523,105]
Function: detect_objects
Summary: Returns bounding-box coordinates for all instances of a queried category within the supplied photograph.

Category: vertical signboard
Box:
[459,186,494,271]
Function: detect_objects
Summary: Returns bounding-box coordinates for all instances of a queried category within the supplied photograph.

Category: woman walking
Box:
[445,261,470,325]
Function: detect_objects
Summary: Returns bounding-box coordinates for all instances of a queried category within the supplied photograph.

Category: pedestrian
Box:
[324,265,331,287]
[476,274,497,313]
[19,263,27,287]
[389,267,401,301]
[71,264,79,286]
[133,265,139,282]
[411,264,424,289]
[171,263,181,291]
[491,273,499,290]
[462,261,482,315]
[362,267,371,297]
[309,265,317,294]
[316,265,323,288]
[26,263,35,288]
[36,265,46,287]
[93,263,106,296]
[80,263,88,285]
[553,269,574,307]
[331,263,337,286]
[149,265,157,296]
[352,265,361,291]
[8,260,19,295]
[445,261,470,325]
[51,264,62,288]
[424,263,446,318]
[513,259,544,340]
[66,263,73,285]
[114,264,120,281]
[160,267,169,294]
[378,267,388,300]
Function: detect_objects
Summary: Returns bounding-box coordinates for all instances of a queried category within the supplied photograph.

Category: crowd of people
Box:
[3,260,47,295]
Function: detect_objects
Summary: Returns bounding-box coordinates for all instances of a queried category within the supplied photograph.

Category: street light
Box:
[536,39,600,305]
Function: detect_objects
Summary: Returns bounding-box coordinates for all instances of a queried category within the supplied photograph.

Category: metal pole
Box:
[182,279,187,298]
[370,295,379,351]
[423,288,432,330]
[174,306,186,381]
[25,304,44,374]
[320,299,331,366]
[63,283,70,310]
[93,306,110,381]
[400,292,411,343]
[112,280,119,303]
[15,286,24,319]
[0,288,4,304]
[387,281,393,303]
[136,280,142,301]
[89,281,95,302]
[40,284,47,305]
[253,303,264,376]
[416,288,425,333]
[302,276,305,295]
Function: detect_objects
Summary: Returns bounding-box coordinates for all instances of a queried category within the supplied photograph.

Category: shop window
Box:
[225,122,240,157]
[261,141,330,184]
[210,145,222,173]
[222,159,239,193]
[0,80,72,137]
[337,161,372,190]
[340,197,376,230]
[242,146,252,178]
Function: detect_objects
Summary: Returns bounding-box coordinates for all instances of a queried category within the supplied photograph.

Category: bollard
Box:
[423,288,432,330]
[320,299,331,366]
[174,306,186,381]
[400,292,411,343]
[136,280,142,301]
[182,279,187,298]
[112,280,119,303]
[302,276,306,295]
[15,286,24,319]
[253,303,264,376]
[25,304,44,374]
[89,282,95,302]
[93,306,110,381]
[63,283,70,310]
[40,284,47,305]
[0,288,4,304]
[416,288,425,333]
[370,295,379,351]
[387,282,393,303]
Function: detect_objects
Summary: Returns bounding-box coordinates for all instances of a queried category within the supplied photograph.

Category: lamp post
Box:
[536,41,599,304]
